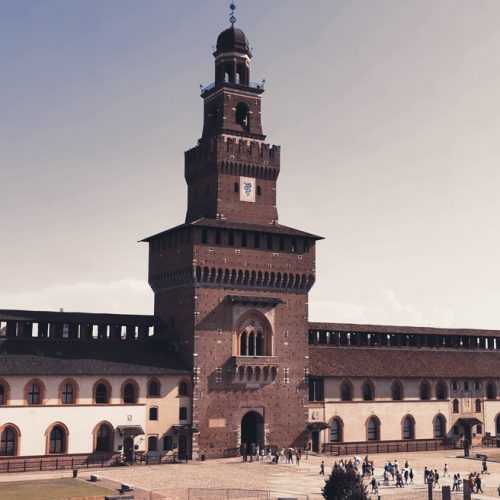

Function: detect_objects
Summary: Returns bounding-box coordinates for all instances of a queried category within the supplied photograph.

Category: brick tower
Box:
[144,21,321,458]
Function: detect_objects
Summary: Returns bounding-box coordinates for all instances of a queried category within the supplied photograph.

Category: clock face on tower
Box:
[240,176,256,203]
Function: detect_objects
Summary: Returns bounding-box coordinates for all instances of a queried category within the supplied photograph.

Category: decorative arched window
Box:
[179,407,188,421]
[391,381,403,401]
[235,102,250,130]
[402,415,415,440]
[94,423,113,452]
[330,418,343,443]
[178,381,189,396]
[452,399,459,413]
[122,381,138,404]
[475,399,481,413]
[94,381,110,404]
[340,380,353,401]
[434,414,446,438]
[436,381,448,400]
[419,381,431,400]
[26,380,44,405]
[148,379,160,397]
[60,379,77,405]
[367,417,380,441]
[237,313,272,357]
[48,425,67,454]
[487,381,497,400]
[0,426,18,456]
[362,380,374,401]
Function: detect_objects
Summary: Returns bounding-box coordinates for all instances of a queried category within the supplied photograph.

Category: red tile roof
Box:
[309,346,500,378]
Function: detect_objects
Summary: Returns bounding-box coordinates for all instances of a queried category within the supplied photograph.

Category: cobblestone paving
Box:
[92,448,500,499]
[2,448,500,499]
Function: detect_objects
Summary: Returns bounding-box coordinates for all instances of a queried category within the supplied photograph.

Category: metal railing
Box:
[322,438,452,456]
[0,452,180,473]
[200,81,265,94]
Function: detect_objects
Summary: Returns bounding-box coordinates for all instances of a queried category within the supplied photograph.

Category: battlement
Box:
[185,136,280,181]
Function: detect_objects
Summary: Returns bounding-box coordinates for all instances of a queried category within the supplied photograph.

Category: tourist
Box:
[443,463,449,477]
[424,466,429,484]
[404,468,409,485]
[319,461,325,475]
[409,468,414,484]
[452,474,459,491]
[475,474,484,494]
[370,477,379,494]
[296,450,301,466]
[483,458,489,474]
[457,473,462,491]
[433,470,440,489]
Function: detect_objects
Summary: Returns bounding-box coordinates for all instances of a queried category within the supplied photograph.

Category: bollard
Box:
[463,481,471,500]
[427,482,433,500]
[441,485,451,500]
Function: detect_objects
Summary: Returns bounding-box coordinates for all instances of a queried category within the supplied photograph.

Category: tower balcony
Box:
[231,355,278,386]
[200,81,265,96]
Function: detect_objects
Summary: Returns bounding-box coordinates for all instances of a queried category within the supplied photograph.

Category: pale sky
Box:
[1,1,500,329]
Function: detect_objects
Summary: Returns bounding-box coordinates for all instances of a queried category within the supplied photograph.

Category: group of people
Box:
[240,444,306,465]
[317,454,497,496]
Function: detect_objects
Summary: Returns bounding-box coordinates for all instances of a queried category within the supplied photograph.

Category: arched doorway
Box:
[123,437,134,463]
[241,411,264,454]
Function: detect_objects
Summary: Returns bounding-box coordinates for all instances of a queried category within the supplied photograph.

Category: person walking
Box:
[475,474,484,494]
[452,474,458,491]
[483,458,489,474]
[444,463,449,477]
[296,450,301,466]
[319,461,325,475]
[409,468,414,484]
[433,470,440,489]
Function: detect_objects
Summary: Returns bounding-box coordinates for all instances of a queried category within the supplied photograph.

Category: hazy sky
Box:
[2,0,500,329]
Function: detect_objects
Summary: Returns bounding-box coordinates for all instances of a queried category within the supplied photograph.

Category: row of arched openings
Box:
[340,380,452,401]
[0,378,189,406]
[195,266,313,290]
[0,423,113,456]
[329,414,447,442]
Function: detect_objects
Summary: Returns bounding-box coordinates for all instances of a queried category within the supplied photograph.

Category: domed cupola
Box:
[214,26,251,57]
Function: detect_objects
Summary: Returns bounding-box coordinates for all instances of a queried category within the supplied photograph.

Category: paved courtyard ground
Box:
[2,448,500,499]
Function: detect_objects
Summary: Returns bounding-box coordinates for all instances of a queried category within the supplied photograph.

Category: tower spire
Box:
[229,3,236,26]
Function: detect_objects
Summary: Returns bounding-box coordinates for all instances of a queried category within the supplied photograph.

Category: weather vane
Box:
[229,3,236,26]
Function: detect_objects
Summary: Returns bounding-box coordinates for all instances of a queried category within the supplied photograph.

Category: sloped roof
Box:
[141,218,322,242]
[309,322,500,339]
[309,346,500,378]
[0,338,189,376]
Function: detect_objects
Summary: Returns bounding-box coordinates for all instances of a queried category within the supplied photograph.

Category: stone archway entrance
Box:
[241,411,264,454]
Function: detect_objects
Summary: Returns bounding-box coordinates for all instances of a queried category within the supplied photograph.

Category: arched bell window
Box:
[235,102,250,131]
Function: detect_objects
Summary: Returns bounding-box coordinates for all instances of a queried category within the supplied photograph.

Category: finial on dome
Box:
[229,3,236,26]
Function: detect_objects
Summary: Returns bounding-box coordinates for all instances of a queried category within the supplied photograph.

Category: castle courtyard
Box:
[1,448,500,499]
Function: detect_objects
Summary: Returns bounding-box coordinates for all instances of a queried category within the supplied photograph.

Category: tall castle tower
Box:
[144,18,321,458]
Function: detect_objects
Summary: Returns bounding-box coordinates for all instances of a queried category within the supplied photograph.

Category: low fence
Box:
[0,452,179,473]
[322,438,453,456]
[150,489,309,500]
